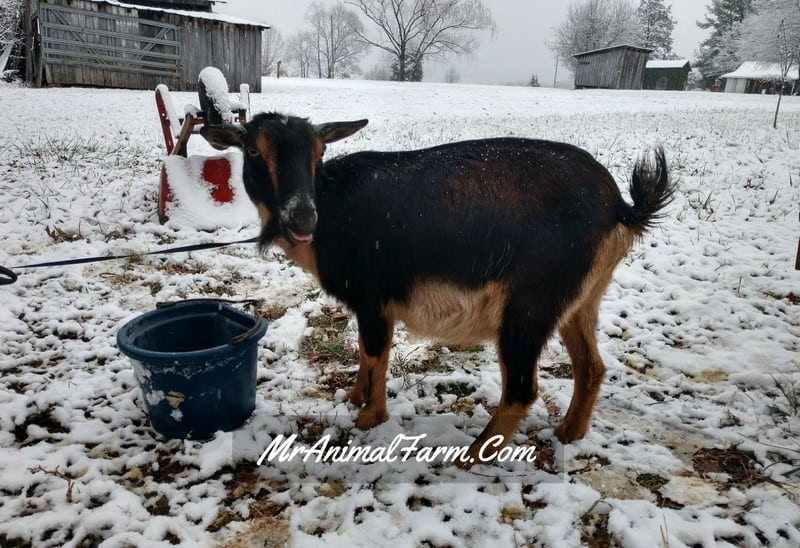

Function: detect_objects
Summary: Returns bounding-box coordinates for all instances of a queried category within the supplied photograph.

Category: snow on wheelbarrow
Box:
[155,66,257,229]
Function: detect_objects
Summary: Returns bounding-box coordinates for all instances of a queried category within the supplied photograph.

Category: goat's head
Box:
[201,113,367,248]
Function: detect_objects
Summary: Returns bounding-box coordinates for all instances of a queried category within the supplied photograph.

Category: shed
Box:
[720,62,798,95]
[22,0,268,91]
[572,44,652,90]
[643,59,691,91]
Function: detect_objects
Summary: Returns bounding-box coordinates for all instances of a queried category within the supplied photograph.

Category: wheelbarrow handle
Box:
[0,266,18,286]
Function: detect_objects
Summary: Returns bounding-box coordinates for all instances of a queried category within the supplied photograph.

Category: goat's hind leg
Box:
[553,296,605,443]
[554,227,631,443]
[463,299,557,467]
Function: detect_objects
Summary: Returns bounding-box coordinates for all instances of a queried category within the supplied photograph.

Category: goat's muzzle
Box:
[282,199,317,245]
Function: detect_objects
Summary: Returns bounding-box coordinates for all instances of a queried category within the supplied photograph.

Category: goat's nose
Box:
[289,201,317,235]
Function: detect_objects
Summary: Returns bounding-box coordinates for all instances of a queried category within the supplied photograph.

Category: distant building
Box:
[720,62,799,95]
[572,44,653,90]
[22,0,268,91]
[643,59,691,91]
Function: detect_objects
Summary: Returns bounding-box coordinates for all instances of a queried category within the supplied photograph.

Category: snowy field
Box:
[1,77,799,547]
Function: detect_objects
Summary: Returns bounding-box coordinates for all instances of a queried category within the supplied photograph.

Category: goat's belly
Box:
[384,281,507,345]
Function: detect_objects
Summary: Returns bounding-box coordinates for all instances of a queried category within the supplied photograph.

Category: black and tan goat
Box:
[202,113,673,466]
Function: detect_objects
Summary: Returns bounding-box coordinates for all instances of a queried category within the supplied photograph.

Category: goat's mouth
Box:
[286,228,314,246]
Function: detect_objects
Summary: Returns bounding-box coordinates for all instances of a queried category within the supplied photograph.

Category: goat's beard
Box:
[257,219,281,255]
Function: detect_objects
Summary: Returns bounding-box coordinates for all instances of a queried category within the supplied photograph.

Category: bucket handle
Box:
[156,298,264,345]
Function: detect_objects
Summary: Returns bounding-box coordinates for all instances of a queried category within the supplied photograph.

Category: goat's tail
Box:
[621,146,674,236]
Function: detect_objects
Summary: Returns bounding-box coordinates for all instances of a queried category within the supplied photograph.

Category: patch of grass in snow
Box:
[770,372,800,418]
[301,307,356,365]
[389,345,458,397]
[257,303,289,322]
[580,511,612,548]
[9,133,149,173]
[691,447,766,488]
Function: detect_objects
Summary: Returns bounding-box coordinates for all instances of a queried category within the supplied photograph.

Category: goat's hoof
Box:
[554,422,587,444]
[456,441,492,470]
[354,407,387,430]
[455,455,477,470]
[345,386,368,407]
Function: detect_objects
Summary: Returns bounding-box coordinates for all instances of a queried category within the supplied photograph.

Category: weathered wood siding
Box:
[574,47,650,90]
[36,0,263,92]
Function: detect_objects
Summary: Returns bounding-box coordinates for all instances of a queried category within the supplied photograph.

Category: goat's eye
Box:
[246,147,259,157]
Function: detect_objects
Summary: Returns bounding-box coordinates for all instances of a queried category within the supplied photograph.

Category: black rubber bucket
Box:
[117,299,267,439]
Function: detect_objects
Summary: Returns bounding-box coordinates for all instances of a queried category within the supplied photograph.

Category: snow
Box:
[573,43,654,57]
[646,59,691,69]
[198,66,235,123]
[163,151,256,230]
[722,61,800,82]
[84,0,269,28]
[1,77,800,546]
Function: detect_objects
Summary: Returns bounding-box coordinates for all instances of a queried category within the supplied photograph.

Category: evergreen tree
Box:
[635,0,676,58]
[736,0,800,127]
[695,0,754,86]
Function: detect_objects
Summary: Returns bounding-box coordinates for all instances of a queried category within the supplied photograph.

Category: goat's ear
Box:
[316,119,368,144]
[200,124,246,150]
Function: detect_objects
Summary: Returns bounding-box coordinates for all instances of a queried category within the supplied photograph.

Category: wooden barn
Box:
[644,59,691,91]
[573,44,652,90]
[21,0,268,91]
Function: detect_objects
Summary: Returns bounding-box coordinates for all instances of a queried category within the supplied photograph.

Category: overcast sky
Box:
[215,0,711,86]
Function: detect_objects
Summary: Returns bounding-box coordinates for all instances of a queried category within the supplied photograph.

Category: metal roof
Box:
[573,44,653,58]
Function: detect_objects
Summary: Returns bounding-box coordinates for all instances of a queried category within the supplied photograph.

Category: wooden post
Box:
[796,210,800,271]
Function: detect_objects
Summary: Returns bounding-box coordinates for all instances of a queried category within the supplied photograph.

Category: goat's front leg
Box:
[348,311,393,430]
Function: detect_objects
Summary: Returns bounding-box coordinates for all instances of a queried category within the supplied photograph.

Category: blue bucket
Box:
[117,299,267,440]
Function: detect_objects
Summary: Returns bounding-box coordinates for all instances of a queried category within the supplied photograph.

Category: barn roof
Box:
[721,62,799,81]
[646,59,691,70]
[85,0,270,28]
[573,44,653,58]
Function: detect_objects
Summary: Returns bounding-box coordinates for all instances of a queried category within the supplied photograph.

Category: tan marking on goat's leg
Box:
[346,335,371,407]
[462,402,532,469]
[554,298,605,442]
[351,327,393,430]
[555,225,635,443]
[459,351,535,469]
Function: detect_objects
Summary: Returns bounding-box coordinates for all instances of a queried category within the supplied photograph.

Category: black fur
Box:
[204,113,674,444]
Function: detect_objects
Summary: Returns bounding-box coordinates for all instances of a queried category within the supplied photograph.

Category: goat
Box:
[201,113,673,467]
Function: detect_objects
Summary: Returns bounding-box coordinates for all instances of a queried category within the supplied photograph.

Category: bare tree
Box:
[348,0,496,82]
[307,2,366,79]
[550,0,637,73]
[444,65,460,83]
[286,31,316,78]
[1,0,24,74]
[261,29,285,77]
[736,0,800,127]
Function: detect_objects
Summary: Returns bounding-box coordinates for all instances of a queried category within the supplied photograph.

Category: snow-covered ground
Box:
[1,77,799,547]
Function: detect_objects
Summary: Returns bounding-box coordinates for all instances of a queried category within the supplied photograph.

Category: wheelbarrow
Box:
[155,67,250,224]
